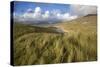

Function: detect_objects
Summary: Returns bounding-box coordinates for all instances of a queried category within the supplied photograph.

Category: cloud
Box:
[51,9,61,15]
[70,5,97,16]
[14,7,78,23]
[26,8,33,13]
[62,13,77,20]
[22,7,43,22]
[56,12,77,21]
[42,10,50,19]
[34,7,41,13]
[63,13,70,19]
[33,7,42,19]
[68,15,78,20]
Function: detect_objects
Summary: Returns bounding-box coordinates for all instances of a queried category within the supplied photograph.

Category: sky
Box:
[14,1,70,15]
[12,1,97,23]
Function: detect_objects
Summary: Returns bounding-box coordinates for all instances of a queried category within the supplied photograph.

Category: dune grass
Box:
[13,20,97,66]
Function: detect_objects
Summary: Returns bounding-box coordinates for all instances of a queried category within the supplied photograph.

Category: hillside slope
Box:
[56,15,97,33]
[13,15,97,65]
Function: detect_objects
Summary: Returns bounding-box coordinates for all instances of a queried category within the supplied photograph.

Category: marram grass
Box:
[13,22,97,65]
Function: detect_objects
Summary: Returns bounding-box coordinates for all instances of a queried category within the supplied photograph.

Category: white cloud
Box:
[51,9,61,17]
[62,13,77,21]
[34,7,41,13]
[23,12,33,18]
[56,13,62,20]
[33,7,42,19]
[68,15,78,20]
[14,7,78,23]
[26,8,33,13]
[70,5,97,16]
[56,13,61,17]
[42,10,50,19]
[63,13,70,19]
[22,7,42,21]
[55,12,77,21]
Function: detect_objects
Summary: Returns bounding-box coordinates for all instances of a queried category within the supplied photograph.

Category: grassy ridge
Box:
[13,16,97,65]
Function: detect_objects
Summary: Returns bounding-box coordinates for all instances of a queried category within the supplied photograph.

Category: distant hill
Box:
[55,14,97,33]
[84,14,97,17]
